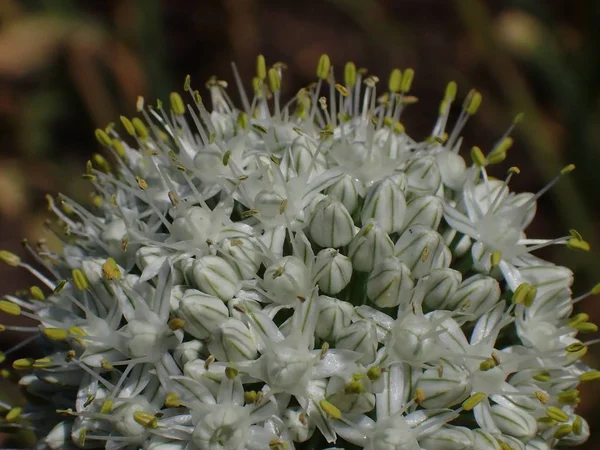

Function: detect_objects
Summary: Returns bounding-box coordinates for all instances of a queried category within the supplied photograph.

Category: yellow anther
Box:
[101,359,113,371]
[92,154,111,174]
[344,62,357,87]
[462,392,486,411]
[184,74,192,91]
[133,411,158,429]
[414,388,426,405]
[244,391,258,404]
[444,81,457,102]
[591,282,600,295]
[400,68,414,93]
[553,424,573,439]
[572,416,583,435]
[168,318,185,331]
[568,313,589,328]
[6,407,22,422]
[479,359,496,371]
[13,358,34,370]
[388,68,402,93]
[237,111,249,130]
[256,55,267,80]
[512,283,530,305]
[225,367,239,379]
[33,357,53,368]
[170,92,185,115]
[579,371,600,382]
[470,146,487,168]
[490,250,502,267]
[53,279,67,294]
[120,116,135,136]
[267,68,281,92]
[513,112,525,124]
[0,250,20,267]
[136,96,144,112]
[30,286,45,300]
[316,54,331,80]
[524,286,537,308]
[0,300,20,316]
[534,391,549,404]
[72,269,89,291]
[43,328,68,341]
[102,258,121,280]
[466,90,482,115]
[366,366,382,381]
[558,390,579,405]
[132,118,148,140]
[561,164,576,175]
[319,399,341,419]
[565,342,586,353]
[546,406,569,422]
[573,321,598,333]
[135,176,148,191]
[567,237,590,252]
[533,372,551,382]
[165,392,180,408]
[94,129,113,148]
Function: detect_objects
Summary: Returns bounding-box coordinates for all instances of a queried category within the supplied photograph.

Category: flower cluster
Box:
[1,55,599,450]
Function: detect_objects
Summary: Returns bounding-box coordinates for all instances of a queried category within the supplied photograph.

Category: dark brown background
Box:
[1,0,599,447]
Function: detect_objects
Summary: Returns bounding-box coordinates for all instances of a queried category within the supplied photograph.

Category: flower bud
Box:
[208,318,258,362]
[415,362,470,408]
[435,150,467,190]
[420,268,462,312]
[394,225,449,278]
[192,256,240,301]
[315,296,354,341]
[490,404,537,439]
[123,320,179,360]
[45,421,72,450]
[113,400,153,437]
[309,197,355,248]
[254,189,286,219]
[361,178,407,234]
[284,408,313,442]
[348,220,395,273]
[387,314,443,364]
[519,265,573,295]
[420,425,474,450]
[314,248,353,295]
[526,287,572,322]
[170,206,212,242]
[192,406,247,450]
[335,320,378,365]
[405,155,442,195]
[472,429,502,450]
[260,225,286,259]
[263,256,311,303]
[326,174,361,214]
[220,236,261,280]
[177,289,229,339]
[367,256,414,308]
[444,274,500,317]
[402,194,443,232]
[173,339,206,367]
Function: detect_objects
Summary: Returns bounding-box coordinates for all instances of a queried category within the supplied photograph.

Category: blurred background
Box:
[1,0,599,447]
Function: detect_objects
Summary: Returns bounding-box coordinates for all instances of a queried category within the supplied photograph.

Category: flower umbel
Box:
[0,55,597,450]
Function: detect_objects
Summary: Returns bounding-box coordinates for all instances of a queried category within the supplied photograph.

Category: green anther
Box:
[445,81,457,102]
[513,112,525,124]
[43,328,68,341]
[400,68,414,93]
[524,286,537,308]
[0,352,5,364]
[0,250,20,267]
[193,90,203,104]
[466,90,482,115]
[558,390,580,405]
[570,229,583,240]
[490,250,502,267]
[462,392,486,411]
[184,74,192,91]
[111,138,126,158]
[33,357,53,368]
[100,400,113,414]
[486,150,507,165]
[565,342,585,353]
[546,406,570,422]
[120,116,135,136]
[237,112,248,130]
[590,283,600,295]
[225,367,239,379]
[132,118,148,140]
[361,222,374,237]
[572,416,583,435]
[102,258,121,280]
[561,164,576,175]
[345,379,365,395]
[30,286,45,301]
[497,136,513,153]
[479,359,496,371]
[72,269,89,291]
[256,54,267,80]
[170,92,185,115]
[53,279,67,294]
[383,117,405,134]
[78,428,87,447]
[366,366,382,381]
[267,68,281,92]
[344,61,357,87]
[319,399,341,419]
[252,124,268,135]
[222,151,231,166]
[567,237,590,252]
[133,411,158,429]
[579,371,600,382]
[573,322,598,333]
[438,100,449,116]
[92,154,111,174]
[553,424,573,439]
[568,313,589,328]
[388,68,402,93]
[512,283,530,305]
[165,392,180,408]
[0,300,20,316]
[6,407,21,422]
[94,129,113,147]
[244,391,258,404]
[316,54,331,80]
[532,371,551,382]
[470,146,487,168]
[13,358,34,370]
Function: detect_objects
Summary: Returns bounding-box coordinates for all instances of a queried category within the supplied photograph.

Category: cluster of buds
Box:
[1,54,599,450]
